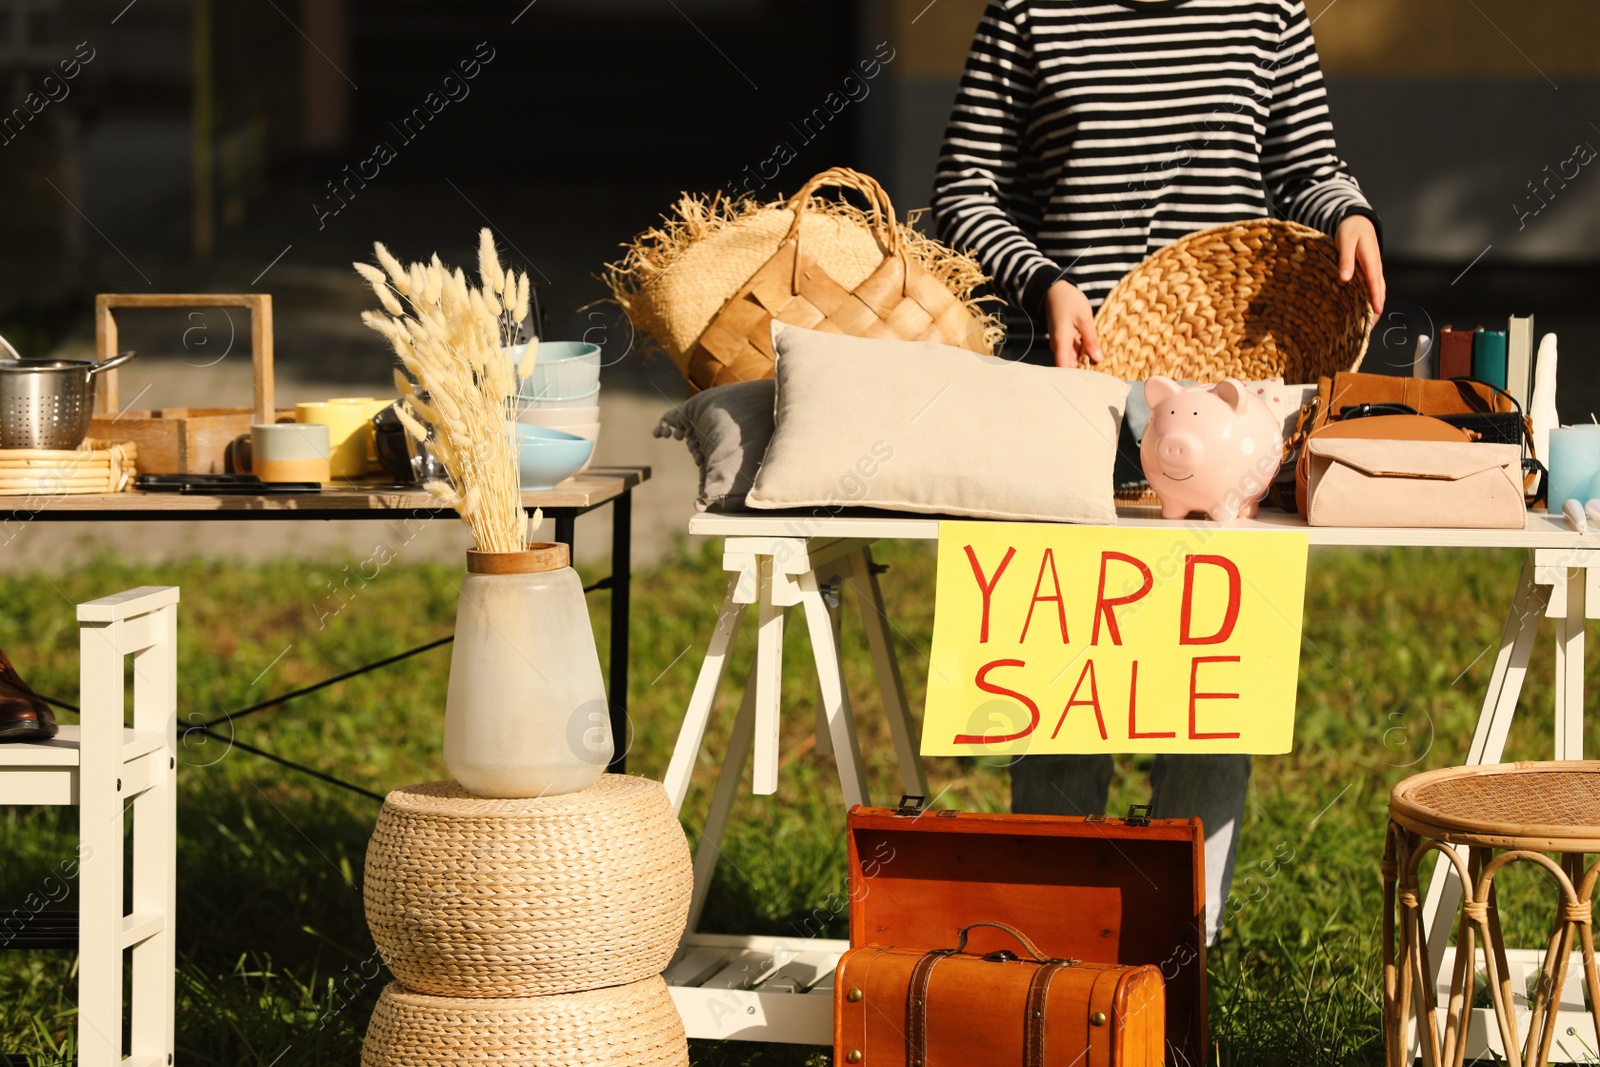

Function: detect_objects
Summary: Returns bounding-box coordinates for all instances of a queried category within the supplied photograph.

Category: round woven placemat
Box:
[361,977,688,1067]
[1093,218,1373,383]
[1391,761,1600,843]
[364,775,691,998]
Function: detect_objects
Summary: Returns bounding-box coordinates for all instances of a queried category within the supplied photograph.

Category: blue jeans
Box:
[1009,753,1251,944]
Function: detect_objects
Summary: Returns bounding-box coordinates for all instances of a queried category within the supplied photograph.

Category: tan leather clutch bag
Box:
[1304,416,1525,529]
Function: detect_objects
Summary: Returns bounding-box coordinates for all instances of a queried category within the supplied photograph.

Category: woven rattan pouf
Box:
[361,977,688,1067]
[1384,761,1600,1067]
[364,774,691,997]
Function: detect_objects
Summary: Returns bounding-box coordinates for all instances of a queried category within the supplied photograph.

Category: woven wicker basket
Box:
[364,775,691,998]
[1092,218,1374,383]
[361,978,688,1067]
[0,439,136,495]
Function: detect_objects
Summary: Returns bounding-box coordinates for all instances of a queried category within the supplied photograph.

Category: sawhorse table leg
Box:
[1416,548,1596,1061]
[664,539,928,1037]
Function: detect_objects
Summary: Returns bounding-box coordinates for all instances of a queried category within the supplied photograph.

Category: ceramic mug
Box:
[328,397,390,467]
[295,400,381,479]
[252,423,330,484]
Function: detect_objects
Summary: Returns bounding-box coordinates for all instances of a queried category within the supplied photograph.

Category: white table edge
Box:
[688,508,1596,550]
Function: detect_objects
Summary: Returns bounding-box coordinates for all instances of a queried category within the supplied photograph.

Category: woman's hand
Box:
[1046,280,1102,368]
[1335,214,1385,315]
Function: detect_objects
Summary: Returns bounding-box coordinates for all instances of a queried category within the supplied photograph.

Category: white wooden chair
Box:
[0,586,179,1067]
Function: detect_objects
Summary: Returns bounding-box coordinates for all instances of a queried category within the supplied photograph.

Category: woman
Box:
[932,0,1385,368]
[931,0,1384,942]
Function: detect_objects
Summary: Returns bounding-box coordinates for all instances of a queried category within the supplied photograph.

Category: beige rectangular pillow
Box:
[746,325,1127,523]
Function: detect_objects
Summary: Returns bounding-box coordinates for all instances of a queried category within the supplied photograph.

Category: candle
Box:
[1546,425,1600,512]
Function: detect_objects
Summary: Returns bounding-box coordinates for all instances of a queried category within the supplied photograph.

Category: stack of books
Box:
[1416,315,1536,409]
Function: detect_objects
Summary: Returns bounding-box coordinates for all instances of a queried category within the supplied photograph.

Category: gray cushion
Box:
[654,379,776,512]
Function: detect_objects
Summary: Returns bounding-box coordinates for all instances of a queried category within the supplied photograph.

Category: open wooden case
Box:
[847,798,1208,1066]
[86,293,278,474]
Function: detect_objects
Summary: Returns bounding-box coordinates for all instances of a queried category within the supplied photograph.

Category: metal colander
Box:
[0,351,137,450]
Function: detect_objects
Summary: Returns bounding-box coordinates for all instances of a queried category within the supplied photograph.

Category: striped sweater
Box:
[931,0,1378,337]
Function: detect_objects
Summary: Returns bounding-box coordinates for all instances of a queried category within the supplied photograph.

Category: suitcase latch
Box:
[1125,803,1152,827]
[982,950,1019,962]
[896,794,926,816]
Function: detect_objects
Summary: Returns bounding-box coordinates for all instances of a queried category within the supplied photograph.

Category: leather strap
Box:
[905,949,953,1064]
[1087,967,1122,1067]
[1022,960,1067,1067]
[908,930,1080,1066]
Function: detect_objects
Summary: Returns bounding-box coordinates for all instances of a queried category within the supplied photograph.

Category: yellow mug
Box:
[328,397,390,467]
[295,399,384,480]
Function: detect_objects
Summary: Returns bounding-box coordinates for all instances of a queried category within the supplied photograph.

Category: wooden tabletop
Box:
[13,466,650,522]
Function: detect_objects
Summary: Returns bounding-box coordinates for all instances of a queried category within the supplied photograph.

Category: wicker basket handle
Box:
[782,167,906,295]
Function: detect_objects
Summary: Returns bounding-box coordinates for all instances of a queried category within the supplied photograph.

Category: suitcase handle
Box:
[952,921,1051,962]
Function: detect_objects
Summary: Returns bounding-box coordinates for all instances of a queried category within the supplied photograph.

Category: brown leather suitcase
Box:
[843,799,1207,1066]
[835,920,1164,1066]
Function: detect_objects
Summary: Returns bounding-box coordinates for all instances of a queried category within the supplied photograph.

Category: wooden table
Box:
[7,467,649,776]
[665,507,1600,1055]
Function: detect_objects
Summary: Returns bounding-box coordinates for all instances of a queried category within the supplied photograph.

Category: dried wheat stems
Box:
[356,228,539,553]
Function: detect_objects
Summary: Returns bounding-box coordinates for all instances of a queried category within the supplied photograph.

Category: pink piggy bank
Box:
[1141,376,1284,520]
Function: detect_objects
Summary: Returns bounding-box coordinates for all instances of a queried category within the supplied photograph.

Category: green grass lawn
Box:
[0,541,1589,1065]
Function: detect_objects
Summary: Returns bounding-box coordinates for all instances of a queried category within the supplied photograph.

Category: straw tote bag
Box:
[684,169,997,393]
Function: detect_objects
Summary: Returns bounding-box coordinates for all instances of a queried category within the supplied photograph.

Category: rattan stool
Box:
[1385,761,1600,1067]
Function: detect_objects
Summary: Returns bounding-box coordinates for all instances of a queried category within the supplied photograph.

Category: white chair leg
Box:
[847,547,929,798]
[686,669,757,935]
[130,602,178,1065]
[129,769,176,1063]
[664,575,748,814]
[76,620,126,1067]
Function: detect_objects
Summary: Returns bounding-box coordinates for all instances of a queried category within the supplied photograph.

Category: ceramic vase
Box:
[443,542,612,797]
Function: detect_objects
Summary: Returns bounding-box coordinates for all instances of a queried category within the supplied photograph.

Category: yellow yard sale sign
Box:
[922,523,1309,756]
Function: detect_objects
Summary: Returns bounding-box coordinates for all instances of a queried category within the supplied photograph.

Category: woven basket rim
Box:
[380,773,661,816]
[1091,216,1373,384]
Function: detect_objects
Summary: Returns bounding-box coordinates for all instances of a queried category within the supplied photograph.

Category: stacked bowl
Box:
[509,342,601,488]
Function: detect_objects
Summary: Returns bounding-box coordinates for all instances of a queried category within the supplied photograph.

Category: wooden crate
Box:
[87,408,253,476]
[85,293,275,475]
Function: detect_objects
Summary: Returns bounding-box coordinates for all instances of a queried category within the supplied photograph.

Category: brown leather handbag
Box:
[834,921,1165,1067]
[1293,372,1535,514]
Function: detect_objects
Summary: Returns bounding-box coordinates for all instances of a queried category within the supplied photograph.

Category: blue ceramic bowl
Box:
[512,424,594,490]
[509,341,602,400]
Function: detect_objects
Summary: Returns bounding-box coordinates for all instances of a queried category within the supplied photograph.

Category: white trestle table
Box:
[662,507,1598,1056]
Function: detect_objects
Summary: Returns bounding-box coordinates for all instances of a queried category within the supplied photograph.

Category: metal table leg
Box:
[555,510,576,550]
[608,489,632,774]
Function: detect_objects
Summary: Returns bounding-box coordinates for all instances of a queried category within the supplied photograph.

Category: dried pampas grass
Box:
[357,229,539,554]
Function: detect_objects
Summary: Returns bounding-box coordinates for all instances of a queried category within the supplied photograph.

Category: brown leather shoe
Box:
[0,646,58,741]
